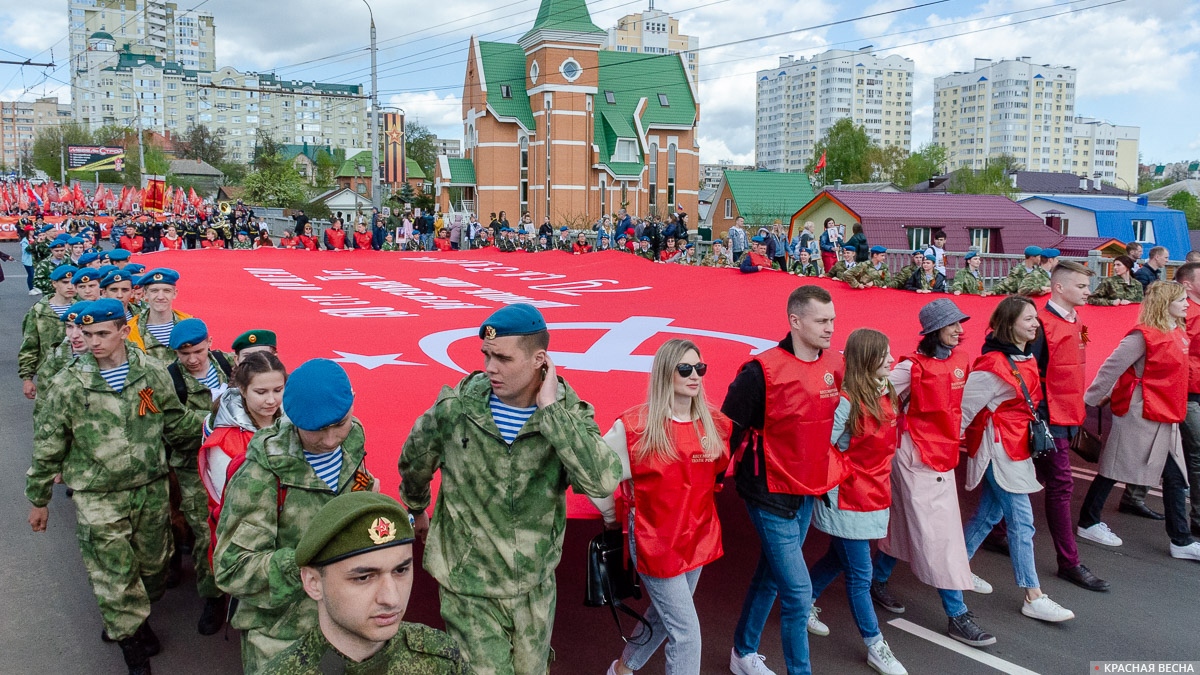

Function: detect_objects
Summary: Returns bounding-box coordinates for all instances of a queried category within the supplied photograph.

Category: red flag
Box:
[813,151,827,175]
[172,187,186,214]
[188,187,201,209]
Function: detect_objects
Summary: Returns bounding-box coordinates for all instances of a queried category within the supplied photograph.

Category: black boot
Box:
[117,636,152,675]
[135,620,161,657]
[197,595,228,636]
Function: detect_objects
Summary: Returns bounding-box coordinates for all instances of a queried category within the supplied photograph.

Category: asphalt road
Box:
[1,240,1197,674]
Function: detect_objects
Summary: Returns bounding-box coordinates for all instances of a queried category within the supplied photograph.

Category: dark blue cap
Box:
[479,303,547,340]
[237,230,248,236]
[77,298,125,325]
[283,359,354,431]
[640,236,650,242]
[72,268,100,285]
[169,318,209,350]
[108,249,131,261]
[77,251,100,266]
[870,245,887,254]
[50,265,79,282]
[1041,248,1060,258]
[1023,245,1043,257]
[99,270,133,288]
[63,301,91,324]
[138,268,179,286]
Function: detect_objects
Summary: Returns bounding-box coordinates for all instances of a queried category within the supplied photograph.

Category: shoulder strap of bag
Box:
[167,361,188,405]
[597,546,653,645]
[1003,354,1039,416]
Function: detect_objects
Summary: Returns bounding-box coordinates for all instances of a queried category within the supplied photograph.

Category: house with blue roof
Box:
[1018,196,1191,260]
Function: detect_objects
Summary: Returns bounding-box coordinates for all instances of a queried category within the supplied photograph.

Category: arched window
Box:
[466,122,475,150]
[667,143,677,209]
[648,143,658,210]
[519,134,529,214]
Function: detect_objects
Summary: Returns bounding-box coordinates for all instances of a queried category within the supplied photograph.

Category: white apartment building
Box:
[1072,117,1139,192]
[435,137,462,158]
[755,48,914,173]
[74,34,365,163]
[1,97,74,170]
[604,2,699,82]
[701,161,752,190]
[933,57,1076,171]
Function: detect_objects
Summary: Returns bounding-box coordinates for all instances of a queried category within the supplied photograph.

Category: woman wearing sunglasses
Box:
[806,328,908,675]
[592,339,731,675]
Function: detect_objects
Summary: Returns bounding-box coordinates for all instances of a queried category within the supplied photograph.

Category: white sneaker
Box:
[867,640,908,675]
[970,573,993,594]
[1022,594,1075,622]
[1170,541,1200,561]
[807,605,829,636]
[730,648,777,675]
[606,660,621,675]
[28,288,41,296]
[1077,522,1123,547]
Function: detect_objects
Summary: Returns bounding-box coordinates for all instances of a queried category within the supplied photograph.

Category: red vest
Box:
[298,235,318,250]
[1038,305,1087,426]
[756,347,850,495]
[746,252,772,269]
[964,351,1041,462]
[902,351,969,472]
[160,237,182,250]
[354,232,373,249]
[326,228,347,250]
[620,406,731,578]
[1188,300,1200,395]
[837,394,899,512]
[1111,325,1188,424]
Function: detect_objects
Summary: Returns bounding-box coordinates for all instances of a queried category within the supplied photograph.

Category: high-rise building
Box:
[933,57,1077,171]
[434,137,462,158]
[755,48,914,173]
[0,97,74,170]
[700,161,752,190]
[604,2,698,82]
[1072,117,1139,192]
[74,35,365,163]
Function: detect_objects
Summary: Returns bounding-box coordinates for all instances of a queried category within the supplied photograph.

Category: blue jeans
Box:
[733,499,815,675]
[621,568,704,675]
[872,552,967,618]
[809,537,881,645]
[24,264,34,290]
[964,465,1040,589]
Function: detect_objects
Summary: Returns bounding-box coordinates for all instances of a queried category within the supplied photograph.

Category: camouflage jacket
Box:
[1088,275,1144,306]
[826,261,854,280]
[701,252,733,268]
[380,242,401,251]
[128,308,193,363]
[496,239,517,253]
[845,262,889,288]
[26,349,203,507]
[169,350,233,468]
[32,339,82,418]
[31,240,51,264]
[555,238,573,252]
[260,623,469,675]
[399,373,621,598]
[32,255,70,295]
[889,263,919,289]
[636,248,656,261]
[991,264,1034,295]
[517,239,536,253]
[405,238,424,251]
[670,252,698,266]
[18,300,66,380]
[951,268,986,295]
[232,240,254,250]
[214,418,375,641]
[1017,267,1052,296]
[791,261,820,277]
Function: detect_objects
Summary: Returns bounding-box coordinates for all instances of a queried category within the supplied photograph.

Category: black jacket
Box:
[1132,264,1161,289]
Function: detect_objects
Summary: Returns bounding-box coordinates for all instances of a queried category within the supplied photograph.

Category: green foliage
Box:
[304,197,332,220]
[251,130,285,172]
[313,149,342,188]
[897,143,948,188]
[404,121,437,181]
[176,125,226,167]
[806,118,873,184]
[1138,175,1168,195]
[218,160,247,186]
[945,155,1021,198]
[242,164,310,208]
[864,144,908,185]
[1166,191,1200,230]
[397,180,416,203]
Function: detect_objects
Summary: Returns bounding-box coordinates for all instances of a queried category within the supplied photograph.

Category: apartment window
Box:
[666,143,677,209]
[647,143,658,209]
[1132,220,1155,243]
[724,198,732,219]
[969,228,992,253]
[907,227,931,250]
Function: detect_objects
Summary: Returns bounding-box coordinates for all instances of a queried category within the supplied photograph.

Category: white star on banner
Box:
[331,351,425,370]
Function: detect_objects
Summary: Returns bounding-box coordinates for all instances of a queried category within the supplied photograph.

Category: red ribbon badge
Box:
[138,388,161,416]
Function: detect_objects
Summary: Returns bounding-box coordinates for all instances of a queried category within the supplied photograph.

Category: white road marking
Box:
[887,618,1042,675]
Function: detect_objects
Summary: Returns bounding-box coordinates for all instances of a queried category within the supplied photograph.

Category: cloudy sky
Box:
[2,0,1197,165]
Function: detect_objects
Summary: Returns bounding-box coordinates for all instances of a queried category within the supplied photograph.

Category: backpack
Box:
[168,351,233,404]
[206,450,286,567]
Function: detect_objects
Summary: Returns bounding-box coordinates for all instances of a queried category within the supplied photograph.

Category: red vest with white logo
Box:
[964,351,1041,462]
[838,394,899,512]
[1111,325,1188,424]
[326,228,346,249]
[755,347,850,495]
[1187,301,1200,395]
[1038,305,1087,426]
[902,351,969,472]
[620,405,731,578]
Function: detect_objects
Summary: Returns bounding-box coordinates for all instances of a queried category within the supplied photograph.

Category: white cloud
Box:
[384,90,463,140]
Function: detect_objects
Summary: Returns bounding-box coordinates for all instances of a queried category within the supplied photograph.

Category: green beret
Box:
[232,329,277,352]
[478,303,546,340]
[295,492,413,567]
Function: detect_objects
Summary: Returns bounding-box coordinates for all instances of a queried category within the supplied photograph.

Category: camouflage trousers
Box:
[439,575,556,675]
[241,629,296,674]
[173,464,220,598]
[73,479,172,641]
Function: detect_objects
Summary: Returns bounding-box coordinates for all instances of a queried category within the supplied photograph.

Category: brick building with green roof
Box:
[435,0,699,225]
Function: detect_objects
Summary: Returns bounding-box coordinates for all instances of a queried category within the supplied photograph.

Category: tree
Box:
[404,121,437,181]
[176,125,226,167]
[865,144,909,184]
[251,130,285,172]
[242,164,310,208]
[313,148,343,188]
[806,118,874,184]
[945,155,1021,198]
[1166,191,1200,230]
[897,142,948,188]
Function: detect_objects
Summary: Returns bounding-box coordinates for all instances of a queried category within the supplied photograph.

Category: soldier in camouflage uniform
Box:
[888,250,924,289]
[32,301,92,417]
[231,230,255,249]
[516,230,536,252]
[1016,248,1058,297]
[260,492,468,675]
[554,227,574,252]
[496,230,518,253]
[26,299,204,675]
[670,242,699,265]
[126,269,192,363]
[825,245,859,282]
[791,248,820,276]
[635,237,656,261]
[73,266,103,301]
[381,234,402,251]
[399,305,622,675]
[100,269,137,321]
[700,240,734,268]
[18,264,78,400]
[991,246,1043,295]
[843,245,891,288]
[215,359,378,674]
[1087,255,1143,306]
[32,236,71,295]
[951,250,991,296]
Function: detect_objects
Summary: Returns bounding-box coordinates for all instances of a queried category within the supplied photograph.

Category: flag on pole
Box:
[813,151,827,175]
[24,182,43,208]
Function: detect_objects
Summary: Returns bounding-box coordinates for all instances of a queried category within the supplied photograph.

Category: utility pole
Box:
[60,135,66,186]
[136,95,146,186]
[363,0,380,211]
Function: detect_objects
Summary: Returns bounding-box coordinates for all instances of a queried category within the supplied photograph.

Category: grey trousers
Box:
[620,567,704,675]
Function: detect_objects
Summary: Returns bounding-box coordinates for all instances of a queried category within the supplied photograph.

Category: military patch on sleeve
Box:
[351,470,372,492]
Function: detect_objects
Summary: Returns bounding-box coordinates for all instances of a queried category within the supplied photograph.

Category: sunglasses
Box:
[675,363,708,377]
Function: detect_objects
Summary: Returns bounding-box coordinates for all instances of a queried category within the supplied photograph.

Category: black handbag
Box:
[585,528,652,644]
[1004,355,1056,459]
[1070,405,1104,463]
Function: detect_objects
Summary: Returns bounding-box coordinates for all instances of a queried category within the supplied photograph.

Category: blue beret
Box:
[77,298,125,325]
[138,268,178,286]
[751,235,765,243]
[870,245,887,254]
[96,264,118,278]
[1041,248,1060,258]
[616,233,627,240]
[640,236,650,242]
[50,265,79,282]
[67,236,85,245]
[599,233,609,239]
[169,318,209,350]
[108,249,131,261]
[479,303,546,340]
[842,245,856,253]
[37,225,54,234]
[50,235,70,248]
[72,268,100,285]
[559,226,569,231]
[63,301,91,324]
[77,251,100,266]
[98,251,111,261]
[685,243,695,249]
[283,359,354,431]
[123,263,147,274]
[1023,246,1043,257]
[99,270,133,288]
[964,251,978,260]
[237,230,249,236]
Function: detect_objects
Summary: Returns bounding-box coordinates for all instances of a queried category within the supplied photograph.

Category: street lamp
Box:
[362,0,380,211]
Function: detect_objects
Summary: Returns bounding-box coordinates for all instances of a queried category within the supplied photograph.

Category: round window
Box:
[560,59,581,82]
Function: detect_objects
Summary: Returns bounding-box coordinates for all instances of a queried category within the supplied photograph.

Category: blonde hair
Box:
[1139,281,1186,332]
[632,339,724,463]
[842,329,897,435]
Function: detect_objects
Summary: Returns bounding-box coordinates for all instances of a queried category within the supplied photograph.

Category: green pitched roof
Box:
[280,143,332,164]
[477,42,536,130]
[594,51,696,175]
[406,158,427,179]
[445,158,476,184]
[336,157,371,179]
[521,0,604,41]
[724,170,816,226]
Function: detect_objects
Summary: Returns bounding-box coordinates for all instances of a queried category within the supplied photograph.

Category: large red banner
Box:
[155,249,1138,514]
